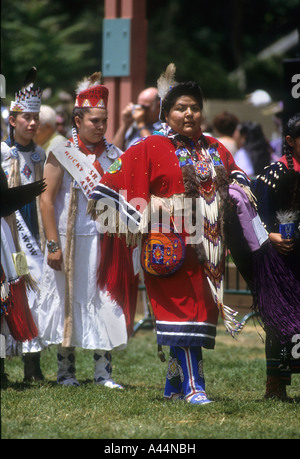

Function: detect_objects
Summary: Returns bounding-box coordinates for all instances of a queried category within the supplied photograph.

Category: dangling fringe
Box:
[214,165,230,241]
[23,272,39,293]
[219,303,246,337]
[34,161,46,253]
[252,243,300,344]
[86,198,98,221]
[62,182,78,347]
[230,178,257,209]
[202,167,246,336]
[1,265,11,318]
[98,234,139,337]
[8,157,21,188]
[206,277,245,337]
[4,213,39,293]
[4,277,38,342]
[88,192,188,246]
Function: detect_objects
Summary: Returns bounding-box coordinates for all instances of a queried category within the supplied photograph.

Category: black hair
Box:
[283,112,300,171]
[237,121,271,175]
[8,112,18,146]
[285,112,300,139]
[71,107,92,129]
[161,81,204,122]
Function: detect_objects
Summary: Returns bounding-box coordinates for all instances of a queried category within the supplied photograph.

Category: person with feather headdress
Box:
[1,68,45,245]
[88,64,249,404]
[25,72,133,388]
[1,68,46,381]
[1,166,46,386]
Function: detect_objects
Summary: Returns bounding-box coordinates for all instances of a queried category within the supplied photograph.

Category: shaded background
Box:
[1,0,299,139]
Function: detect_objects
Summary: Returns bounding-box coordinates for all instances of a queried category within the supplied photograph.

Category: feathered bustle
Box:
[157,63,177,100]
[76,72,102,94]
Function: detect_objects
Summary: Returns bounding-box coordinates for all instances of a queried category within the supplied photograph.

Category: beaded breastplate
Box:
[175,140,222,182]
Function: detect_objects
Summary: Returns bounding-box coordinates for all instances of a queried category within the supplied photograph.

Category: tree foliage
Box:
[1,0,104,100]
[1,0,299,101]
[146,0,300,99]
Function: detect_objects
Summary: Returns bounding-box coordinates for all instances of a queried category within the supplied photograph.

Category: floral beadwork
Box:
[175,147,193,167]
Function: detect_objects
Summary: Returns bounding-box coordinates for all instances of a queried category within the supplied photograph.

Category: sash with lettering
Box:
[15,210,44,306]
[51,140,102,199]
[51,140,139,337]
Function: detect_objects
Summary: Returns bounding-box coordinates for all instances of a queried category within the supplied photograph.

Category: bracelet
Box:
[47,240,60,253]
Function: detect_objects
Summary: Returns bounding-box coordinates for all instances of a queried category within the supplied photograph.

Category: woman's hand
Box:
[47,248,63,271]
[269,232,294,255]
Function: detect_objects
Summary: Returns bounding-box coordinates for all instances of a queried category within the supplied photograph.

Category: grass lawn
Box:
[1,317,299,440]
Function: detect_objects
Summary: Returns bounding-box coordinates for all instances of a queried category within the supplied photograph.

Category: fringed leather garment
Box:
[89,128,246,347]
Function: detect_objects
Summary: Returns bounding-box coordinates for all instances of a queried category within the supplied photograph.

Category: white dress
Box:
[1,141,46,355]
[25,142,128,352]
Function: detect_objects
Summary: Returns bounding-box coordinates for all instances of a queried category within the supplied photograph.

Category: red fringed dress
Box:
[90,131,244,349]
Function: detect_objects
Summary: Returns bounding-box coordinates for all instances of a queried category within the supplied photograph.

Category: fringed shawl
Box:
[88,131,247,336]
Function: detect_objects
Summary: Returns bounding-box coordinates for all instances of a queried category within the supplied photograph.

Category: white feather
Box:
[276,210,299,223]
[157,63,177,100]
[76,72,102,94]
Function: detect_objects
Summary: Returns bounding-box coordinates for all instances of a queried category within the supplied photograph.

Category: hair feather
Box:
[76,72,102,94]
[157,63,177,100]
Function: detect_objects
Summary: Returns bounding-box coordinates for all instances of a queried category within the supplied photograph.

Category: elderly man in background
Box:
[34,105,66,157]
[112,87,162,151]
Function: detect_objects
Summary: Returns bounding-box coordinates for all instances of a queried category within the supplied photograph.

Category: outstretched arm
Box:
[40,152,64,271]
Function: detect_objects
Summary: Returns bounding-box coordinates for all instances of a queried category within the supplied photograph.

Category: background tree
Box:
[1,0,104,100]
[146,0,300,99]
[1,0,299,102]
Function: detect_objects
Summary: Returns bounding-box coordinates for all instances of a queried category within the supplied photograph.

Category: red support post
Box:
[104,0,147,142]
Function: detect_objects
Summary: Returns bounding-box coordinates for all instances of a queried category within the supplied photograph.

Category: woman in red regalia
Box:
[89,64,248,404]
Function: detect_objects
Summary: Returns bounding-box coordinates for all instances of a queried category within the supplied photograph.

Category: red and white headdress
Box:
[74,72,108,109]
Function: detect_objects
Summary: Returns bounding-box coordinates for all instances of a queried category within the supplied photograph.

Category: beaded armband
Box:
[47,240,60,253]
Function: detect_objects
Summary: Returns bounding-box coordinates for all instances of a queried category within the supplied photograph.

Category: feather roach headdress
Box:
[74,72,109,108]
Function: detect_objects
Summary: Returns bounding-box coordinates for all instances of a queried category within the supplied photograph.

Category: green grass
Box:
[1,319,299,439]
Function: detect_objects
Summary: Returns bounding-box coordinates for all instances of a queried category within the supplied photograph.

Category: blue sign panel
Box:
[102,18,131,77]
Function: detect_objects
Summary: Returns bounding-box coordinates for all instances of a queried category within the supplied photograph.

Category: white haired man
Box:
[34,105,66,157]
